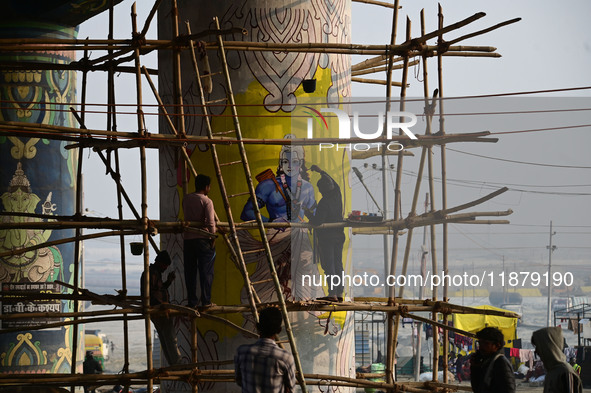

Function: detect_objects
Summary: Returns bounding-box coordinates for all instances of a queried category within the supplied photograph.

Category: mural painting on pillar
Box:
[0,23,79,373]
[159,1,354,391]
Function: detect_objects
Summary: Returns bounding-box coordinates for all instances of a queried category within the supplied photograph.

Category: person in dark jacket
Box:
[308,165,345,301]
[532,327,582,393]
[140,250,182,365]
[470,327,515,393]
[82,351,102,393]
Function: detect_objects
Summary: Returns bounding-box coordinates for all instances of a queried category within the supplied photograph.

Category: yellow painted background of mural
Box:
[178,66,351,335]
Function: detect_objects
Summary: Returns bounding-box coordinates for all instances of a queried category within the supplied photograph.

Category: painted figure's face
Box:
[279,151,302,177]
[1,188,40,213]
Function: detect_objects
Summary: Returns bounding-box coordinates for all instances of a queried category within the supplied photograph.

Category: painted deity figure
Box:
[0,162,62,282]
[240,135,320,305]
[241,135,316,223]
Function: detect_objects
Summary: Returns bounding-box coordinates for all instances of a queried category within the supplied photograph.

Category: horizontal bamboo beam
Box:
[0,62,157,75]
[351,148,413,159]
[0,229,140,258]
[0,121,499,149]
[0,366,465,393]
[351,59,420,76]
[352,77,404,86]
[0,315,144,334]
[352,55,403,72]
[0,308,139,320]
[352,0,400,9]
[0,207,511,233]
[0,28,246,48]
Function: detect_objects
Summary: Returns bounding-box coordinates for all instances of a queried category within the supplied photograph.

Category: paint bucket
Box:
[302,79,316,93]
[130,242,143,255]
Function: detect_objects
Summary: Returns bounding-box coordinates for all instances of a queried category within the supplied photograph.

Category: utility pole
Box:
[546,221,557,327]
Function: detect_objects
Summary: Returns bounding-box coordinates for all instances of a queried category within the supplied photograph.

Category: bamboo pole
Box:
[426,75,440,392]
[69,107,160,255]
[447,17,521,46]
[399,10,438,383]
[139,0,163,38]
[0,61,157,75]
[130,5,153,392]
[437,13,450,384]
[199,313,258,338]
[0,308,141,320]
[185,21,261,324]
[191,318,199,393]
[351,59,420,76]
[107,1,132,375]
[0,41,503,57]
[143,61,253,304]
[0,368,471,393]
[69,43,88,388]
[0,120,499,146]
[142,65,198,176]
[0,206,512,236]
[0,315,144,334]
[352,0,398,9]
[351,77,403,86]
[383,1,401,386]
[387,16,411,389]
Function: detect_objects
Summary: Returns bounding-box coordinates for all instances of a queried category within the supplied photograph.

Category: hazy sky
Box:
[77,1,591,292]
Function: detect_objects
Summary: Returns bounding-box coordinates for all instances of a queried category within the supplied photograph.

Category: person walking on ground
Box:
[140,250,182,366]
[532,327,582,393]
[183,174,217,308]
[234,307,296,393]
[470,327,516,393]
[569,357,581,375]
[82,350,102,393]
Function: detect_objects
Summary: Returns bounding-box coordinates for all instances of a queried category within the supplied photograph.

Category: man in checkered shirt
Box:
[235,307,296,393]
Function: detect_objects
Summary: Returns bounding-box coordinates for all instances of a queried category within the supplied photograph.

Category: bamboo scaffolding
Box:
[0,2,525,392]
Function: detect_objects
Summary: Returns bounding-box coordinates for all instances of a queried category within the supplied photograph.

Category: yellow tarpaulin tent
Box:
[454,305,518,347]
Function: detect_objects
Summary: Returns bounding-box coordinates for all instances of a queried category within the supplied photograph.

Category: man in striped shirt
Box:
[235,307,296,393]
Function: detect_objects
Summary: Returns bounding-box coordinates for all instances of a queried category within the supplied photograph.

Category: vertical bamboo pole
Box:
[211,16,306,392]
[131,3,153,392]
[191,318,198,393]
[404,8,438,381]
[387,12,411,389]
[70,43,88,391]
[383,0,400,386]
[108,0,131,381]
[426,3,441,382]
[184,22,260,323]
[437,4,449,384]
[171,0,188,198]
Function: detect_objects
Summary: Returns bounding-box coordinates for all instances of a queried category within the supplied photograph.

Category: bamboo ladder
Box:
[185,17,309,393]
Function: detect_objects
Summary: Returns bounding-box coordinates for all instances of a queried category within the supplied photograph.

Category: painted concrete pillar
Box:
[0,1,120,374]
[158,1,353,392]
